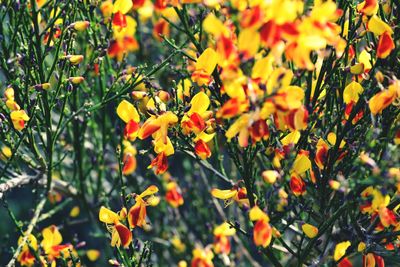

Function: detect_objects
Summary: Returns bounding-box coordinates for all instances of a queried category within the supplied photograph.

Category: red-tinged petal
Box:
[190,112,206,133]
[377,31,395,59]
[213,235,231,255]
[153,19,169,41]
[249,119,269,143]
[122,153,137,175]
[165,188,184,208]
[216,98,248,119]
[128,201,146,228]
[138,118,161,140]
[124,120,140,140]
[315,143,329,170]
[115,222,132,248]
[240,6,262,29]
[338,257,353,267]
[149,152,168,175]
[379,206,397,227]
[253,219,272,247]
[194,139,212,160]
[290,174,306,196]
[132,0,145,9]
[112,11,127,28]
[260,20,282,48]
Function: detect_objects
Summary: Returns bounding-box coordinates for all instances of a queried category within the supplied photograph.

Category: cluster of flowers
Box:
[17,225,82,267]
[100,0,399,266]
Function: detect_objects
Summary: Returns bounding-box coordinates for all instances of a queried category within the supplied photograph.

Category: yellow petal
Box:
[139,185,159,198]
[99,206,119,224]
[333,241,351,261]
[302,223,318,238]
[281,130,301,146]
[249,206,269,222]
[292,154,311,174]
[86,249,101,261]
[188,92,210,115]
[367,15,393,36]
[69,206,80,218]
[113,0,133,14]
[213,222,236,236]
[196,48,218,75]
[211,188,237,200]
[117,100,140,123]
[343,81,364,104]
[41,225,63,250]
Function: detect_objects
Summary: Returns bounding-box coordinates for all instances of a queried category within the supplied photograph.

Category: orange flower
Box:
[148,152,169,174]
[289,173,306,196]
[117,100,140,141]
[191,247,214,267]
[11,110,30,131]
[211,186,249,207]
[122,141,137,175]
[357,0,378,15]
[128,185,159,228]
[191,48,218,86]
[315,139,329,169]
[378,206,397,227]
[194,139,212,160]
[249,206,272,248]
[165,181,184,208]
[369,82,398,115]
[153,19,170,41]
[99,207,132,248]
[216,98,248,119]
[377,31,395,59]
[363,253,385,267]
[17,234,37,267]
[213,222,236,255]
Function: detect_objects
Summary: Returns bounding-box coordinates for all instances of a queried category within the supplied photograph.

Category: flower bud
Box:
[4,87,15,100]
[157,90,170,102]
[68,76,85,84]
[131,91,147,100]
[71,21,90,31]
[64,55,84,65]
[262,170,280,184]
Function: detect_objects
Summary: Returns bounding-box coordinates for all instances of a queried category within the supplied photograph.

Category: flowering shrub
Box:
[0,0,399,266]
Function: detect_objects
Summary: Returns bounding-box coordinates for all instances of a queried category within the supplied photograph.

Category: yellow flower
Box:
[191,48,218,86]
[113,0,133,14]
[333,241,351,261]
[11,110,30,131]
[343,81,364,104]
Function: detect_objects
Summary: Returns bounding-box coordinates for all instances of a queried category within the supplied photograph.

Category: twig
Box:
[6,197,46,267]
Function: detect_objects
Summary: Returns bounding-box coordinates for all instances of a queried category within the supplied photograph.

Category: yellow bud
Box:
[375,71,384,83]
[86,249,100,261]
[131,91,147,100]
[69,76,85,84]
[262,170,280,184]
[71,21,90,31]
[157,90,171,102]
[302,223,319,238]
[357,241,366,252]
[1,146,12,159]
[41,83,51,90]
[4,87,15,100]
[329,180,341,191]
[65,55,84,65]
[69,206,80,217]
